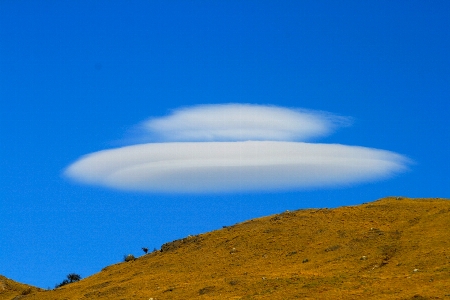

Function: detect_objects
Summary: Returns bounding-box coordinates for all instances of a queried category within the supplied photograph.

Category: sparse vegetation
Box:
[124,254,136,262]
[55,273,81,288]
[21,287,32,295]
[2,197,450,300]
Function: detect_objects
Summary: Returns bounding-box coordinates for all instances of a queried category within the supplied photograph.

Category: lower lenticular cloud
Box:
[64,104,410,193]
[64,142,408,193]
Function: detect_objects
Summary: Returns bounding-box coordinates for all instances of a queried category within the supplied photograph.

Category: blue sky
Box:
[1,1,449,288]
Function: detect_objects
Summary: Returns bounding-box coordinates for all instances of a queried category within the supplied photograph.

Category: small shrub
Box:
[325,245,341,252]
[142,247,149,254]
[55,280,69,288]
[55,273,81,288]
[67,273,81,283]
[124,254,136,262]
[229,280,239,286]
[199,286,215,295]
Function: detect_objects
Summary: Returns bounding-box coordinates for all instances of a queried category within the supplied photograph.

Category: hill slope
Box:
[0,275,42,299]
[2,197,450,299]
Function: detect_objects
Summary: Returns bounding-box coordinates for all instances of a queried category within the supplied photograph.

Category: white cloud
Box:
[64,141,409,193]
[64,104,410,193]
[139,104,350,142]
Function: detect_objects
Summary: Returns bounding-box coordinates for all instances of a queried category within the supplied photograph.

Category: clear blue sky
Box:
[1,1,449,288]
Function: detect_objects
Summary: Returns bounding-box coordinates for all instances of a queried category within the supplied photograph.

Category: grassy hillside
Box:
[2,197,450,299]
[0,275,42,299]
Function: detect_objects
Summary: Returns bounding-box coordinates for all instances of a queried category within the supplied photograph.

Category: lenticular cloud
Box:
[64,104,409,193]
[140,104,350,142]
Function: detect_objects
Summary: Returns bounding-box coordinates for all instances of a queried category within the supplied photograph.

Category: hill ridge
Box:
[2,196,450,299]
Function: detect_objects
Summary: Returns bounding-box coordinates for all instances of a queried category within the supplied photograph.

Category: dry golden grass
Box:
[0,275,42,299]
[2,197,450,299]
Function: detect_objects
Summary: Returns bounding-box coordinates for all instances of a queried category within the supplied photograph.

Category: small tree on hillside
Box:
[55,273,82,288]
[67,273,81,283]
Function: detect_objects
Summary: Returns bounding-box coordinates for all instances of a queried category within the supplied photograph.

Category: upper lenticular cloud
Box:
[64,104,410,193]
[141,104,350,142]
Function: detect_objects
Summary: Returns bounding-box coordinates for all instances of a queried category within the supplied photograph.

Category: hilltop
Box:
[1,197,450,299]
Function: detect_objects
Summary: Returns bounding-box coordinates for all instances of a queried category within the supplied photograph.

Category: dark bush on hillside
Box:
[67,273,81,282]
[55,273,81,288]
[124,254,136,262]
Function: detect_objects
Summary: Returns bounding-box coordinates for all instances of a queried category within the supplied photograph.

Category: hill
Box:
[1,197,450,299]
[0,275,42,299]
